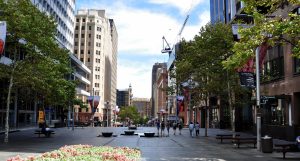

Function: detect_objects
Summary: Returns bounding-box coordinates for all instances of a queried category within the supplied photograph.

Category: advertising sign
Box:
[0,21,6,56]
[38,110,45,123]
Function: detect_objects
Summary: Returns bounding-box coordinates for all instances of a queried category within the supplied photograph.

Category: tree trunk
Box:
[4,72,14,143]
[205,96,208,137]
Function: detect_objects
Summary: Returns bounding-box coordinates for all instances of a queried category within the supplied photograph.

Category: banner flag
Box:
[177,96,184,115]
[87,96,100,109]
[0,21,7,56]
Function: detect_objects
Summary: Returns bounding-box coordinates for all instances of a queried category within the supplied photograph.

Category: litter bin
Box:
[261,136,273,153]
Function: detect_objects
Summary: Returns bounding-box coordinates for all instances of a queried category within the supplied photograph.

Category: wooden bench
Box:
[232,137,257,148]
[34,130,55,137]
[274,143,299,159]
[216,134,240,143]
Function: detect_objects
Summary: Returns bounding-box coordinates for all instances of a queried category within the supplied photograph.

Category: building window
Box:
[80,50,83,54]
[88,42,91,46]
[76,18,79,22]
[80,58,83,62]
[88,58,90,62]
[75,26,78,30]
[81,34,84,38]
[89,34,91,38]
[88,50,90,54]
[82,18,85,22]
[89,26,92,30]
[75,34,78,38]
[294,58,300,74]
[74,50,77,54]
[81,42,84,46]
[81,26,85,30]
[261,45,284,82]
[74,42,78,46]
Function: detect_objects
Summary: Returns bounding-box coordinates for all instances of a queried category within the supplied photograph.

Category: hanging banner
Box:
[0,21,6,56]
[87,96,100,109]
[176,96,184,115]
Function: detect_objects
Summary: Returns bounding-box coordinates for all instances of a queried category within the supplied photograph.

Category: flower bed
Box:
[7,145,141,161]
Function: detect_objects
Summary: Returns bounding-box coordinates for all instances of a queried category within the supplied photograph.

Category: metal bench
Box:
[216,134,240,143]
[274,143,299,159]
[232,137,257,148]
[34,129,55,137]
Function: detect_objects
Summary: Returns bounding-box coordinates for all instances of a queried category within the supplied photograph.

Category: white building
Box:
[74,9,118,125]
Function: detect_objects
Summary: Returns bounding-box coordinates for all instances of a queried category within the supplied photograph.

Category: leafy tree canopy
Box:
[223,0,300,69]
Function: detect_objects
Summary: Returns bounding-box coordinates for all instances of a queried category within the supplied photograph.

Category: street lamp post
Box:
[255,48,261,151]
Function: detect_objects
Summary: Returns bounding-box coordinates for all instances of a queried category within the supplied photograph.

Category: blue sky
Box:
[76,0,210,98]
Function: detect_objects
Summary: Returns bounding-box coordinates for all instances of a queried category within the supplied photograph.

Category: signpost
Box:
[239,72,255,88]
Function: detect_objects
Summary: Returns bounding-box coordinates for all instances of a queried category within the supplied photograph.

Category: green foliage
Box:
[0,0,75,107]
[118,106,140,124]
[223,0,300,69]
[73,98,88,108]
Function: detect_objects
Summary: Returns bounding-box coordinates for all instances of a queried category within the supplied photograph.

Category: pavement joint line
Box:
[103,138,115,146]
[170,138,184,147]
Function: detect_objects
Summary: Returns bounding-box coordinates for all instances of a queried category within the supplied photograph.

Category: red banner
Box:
[0,21,6,56]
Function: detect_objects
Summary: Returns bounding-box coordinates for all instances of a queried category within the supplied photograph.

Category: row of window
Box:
[96,58,101,63]
[261,45,300,82]
[75,25,102,32]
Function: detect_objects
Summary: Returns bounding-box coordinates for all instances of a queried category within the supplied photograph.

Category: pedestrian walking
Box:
[195,122,200,136]
[161,121,165,137]
[156,120,160,136]
[178,119,183,135]
[172,122,177,135]
[189,122,194,137]
[166,121,170,136]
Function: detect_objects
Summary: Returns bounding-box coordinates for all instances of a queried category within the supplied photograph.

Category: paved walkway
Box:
[0,127,299,161]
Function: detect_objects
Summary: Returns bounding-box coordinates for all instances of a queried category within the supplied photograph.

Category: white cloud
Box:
[148,0,205,15]
[117,57,167,98]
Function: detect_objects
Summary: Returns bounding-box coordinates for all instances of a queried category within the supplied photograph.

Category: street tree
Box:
[0,0,74,143]
[223,0,300,69]
[175,23,249,134]
[118,106,140,125]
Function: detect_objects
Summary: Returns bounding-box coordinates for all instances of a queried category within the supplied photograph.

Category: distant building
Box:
[154,66,168,119]
[132,98,150,118]
[117,85,133,108]
[151,63,167,118]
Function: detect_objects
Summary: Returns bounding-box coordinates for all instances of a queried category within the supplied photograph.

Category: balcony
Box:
[74,72,90,85]
[76,88,90,96]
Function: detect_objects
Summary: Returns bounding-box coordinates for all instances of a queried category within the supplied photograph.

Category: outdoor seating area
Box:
[215,134,256,148]
[274,141,300,159]
[34,129,55,138]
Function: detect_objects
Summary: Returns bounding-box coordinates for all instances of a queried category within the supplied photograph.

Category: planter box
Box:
[124,131,135,135]
[102,132,113,137]
[144,132,155,137]
[128,126,137,130]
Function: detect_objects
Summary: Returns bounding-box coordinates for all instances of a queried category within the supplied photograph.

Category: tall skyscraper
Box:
[74,9,118,123]
[31,0,76,51]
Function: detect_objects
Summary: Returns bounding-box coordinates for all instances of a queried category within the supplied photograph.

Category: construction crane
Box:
[161,14,189,55]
